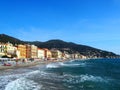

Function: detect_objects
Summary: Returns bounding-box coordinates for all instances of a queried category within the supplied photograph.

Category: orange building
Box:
[26,44,31,58]
[17,44,27,58]
[17,44,38,59]
[44,48,52,59]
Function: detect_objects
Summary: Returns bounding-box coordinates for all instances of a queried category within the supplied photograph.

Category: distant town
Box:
[0,42,88,67]
[0,42,87,60]
[0,34,120,68]
[0,40,120,68]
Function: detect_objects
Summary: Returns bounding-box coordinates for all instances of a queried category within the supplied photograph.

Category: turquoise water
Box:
[0,59,120,90]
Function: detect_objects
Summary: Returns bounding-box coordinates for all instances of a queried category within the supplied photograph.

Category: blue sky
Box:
[0,0,120,54]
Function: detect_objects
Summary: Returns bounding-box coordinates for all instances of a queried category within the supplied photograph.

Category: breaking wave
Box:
[46,62,86,69]
[5,78,42,90]
[0,59,119,90]
[46,63,60,68]
[59,62,86,67]
[63,74,108,84]
[0,70,41,90]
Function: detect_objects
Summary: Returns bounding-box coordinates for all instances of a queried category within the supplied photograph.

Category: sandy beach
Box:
[0,59,69,70]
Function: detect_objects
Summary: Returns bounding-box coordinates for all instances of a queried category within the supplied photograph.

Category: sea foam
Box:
[46,62,86,69]
[63,74,108,84]
[46,63,60,68]
[5,78,42,90]
[0,70,42,90]
[59,62,85,67]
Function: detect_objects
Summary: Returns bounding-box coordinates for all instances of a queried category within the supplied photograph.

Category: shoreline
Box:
[0,58,118,70]
[0,58,103,70]
[0,61,43,70]
[0,59,70,70]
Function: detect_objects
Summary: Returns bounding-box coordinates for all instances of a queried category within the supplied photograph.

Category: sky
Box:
[0,0,120,54]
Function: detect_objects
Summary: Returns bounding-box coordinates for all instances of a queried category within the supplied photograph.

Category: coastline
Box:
[0,59,70,70]
[0,61,43,70]
[0,58,99,70]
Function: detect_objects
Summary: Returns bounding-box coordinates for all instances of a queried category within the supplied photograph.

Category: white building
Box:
[57,50,63,59]
[6,42,16,55]
[38,48,45,59]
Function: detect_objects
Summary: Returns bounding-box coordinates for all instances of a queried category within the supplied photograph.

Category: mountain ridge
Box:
[0,34,119,58]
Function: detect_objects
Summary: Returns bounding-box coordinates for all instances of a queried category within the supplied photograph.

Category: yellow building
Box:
[51,49,62,59]
[31,45,38,58]
[17,44,27,58]
[47,50,52,59]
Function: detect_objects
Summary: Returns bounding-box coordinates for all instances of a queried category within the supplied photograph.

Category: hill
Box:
[0,34,25,44]
[0,34,119,58]
[30,40,119,58]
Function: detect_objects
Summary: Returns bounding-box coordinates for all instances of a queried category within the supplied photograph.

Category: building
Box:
[0,43,7,57]
[64,53,71,59]
[47,49,52,59]
[31,45,38,58]
[17,44,38,59]
[44,48,52,59]
[16,49,20,59]
[26,44,31,58]
[80,55,87,59]
[6,42,17,57]
[38,48,45,59]
[57,50,63,59]
[51,49,62,59]
[17,44,27,58]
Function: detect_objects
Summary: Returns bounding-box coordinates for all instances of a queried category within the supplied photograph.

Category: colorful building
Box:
[44,48,52,59]
[31,45,38,58]
[38,48,45,59]
[51,49,62,59]
[6,42,17,57]
[17,44,27,58]
[26,44,31,58]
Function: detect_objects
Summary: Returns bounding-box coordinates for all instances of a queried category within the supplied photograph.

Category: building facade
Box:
[6,42,17,57]
[51,49,62,59]
[31,45,38,58]
[44,48,52,59]
[17,44,27,58]
[38,48,45,59]
[0,43,7,57]
[26,44,31,58]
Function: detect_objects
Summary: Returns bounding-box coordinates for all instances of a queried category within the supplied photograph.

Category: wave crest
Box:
[63,74,108,84]
[5,78,42,90]
[46,62,86,69]
[46,63,60,68]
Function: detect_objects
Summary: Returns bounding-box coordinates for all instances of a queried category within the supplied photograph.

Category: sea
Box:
[0,58,120,90]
